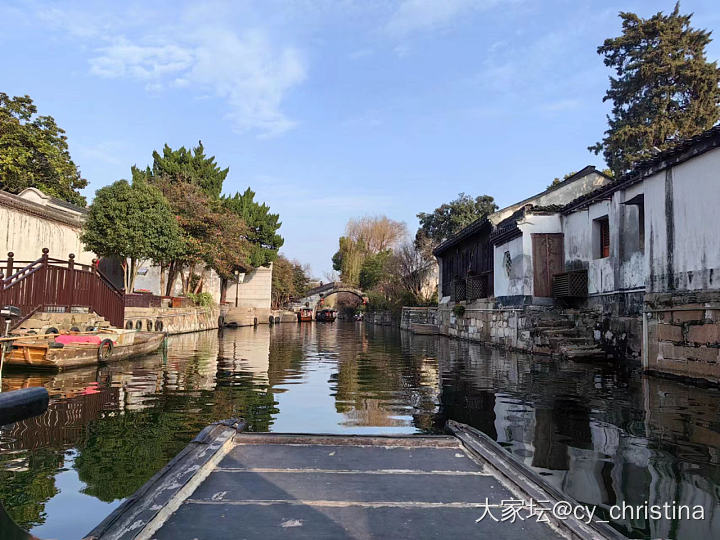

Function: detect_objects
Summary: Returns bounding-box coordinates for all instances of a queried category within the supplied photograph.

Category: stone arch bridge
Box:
[296,282,368,310]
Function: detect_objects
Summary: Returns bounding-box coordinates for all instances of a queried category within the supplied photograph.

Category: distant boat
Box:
[297,308,314,322]
[316,308,337,322]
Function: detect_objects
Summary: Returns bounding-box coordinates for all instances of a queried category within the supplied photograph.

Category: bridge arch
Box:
[319,288,368,303]
[297,282,369,309]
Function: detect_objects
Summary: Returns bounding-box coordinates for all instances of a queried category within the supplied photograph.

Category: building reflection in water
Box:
[429,337,720,538]
[0,324,719,538]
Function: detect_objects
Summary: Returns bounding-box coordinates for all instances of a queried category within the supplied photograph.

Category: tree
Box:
[0,93,88,205]
[345,216,407,254]
[222,188,284,267]
[81,179,181,291]
[332,236,366,286]
[390,242,437,304]
[591,3,720,175]
[271,255,310,309]
[359,250,392,290]
[416,193,497,247]
[153,177,251,295]
[133,142,228,198]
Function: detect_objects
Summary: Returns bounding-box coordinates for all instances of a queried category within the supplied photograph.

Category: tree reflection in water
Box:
[0,323,719,538]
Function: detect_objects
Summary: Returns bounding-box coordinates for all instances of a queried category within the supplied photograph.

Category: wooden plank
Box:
[447,421,623,540]
[83,419,246,540]
[233,433,460,447]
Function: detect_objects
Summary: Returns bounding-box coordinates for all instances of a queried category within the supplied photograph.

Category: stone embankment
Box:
[645,290,720,384]
[124,306,222,335]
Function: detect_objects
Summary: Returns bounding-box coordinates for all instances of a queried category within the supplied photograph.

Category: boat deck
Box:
[85,421,619,540]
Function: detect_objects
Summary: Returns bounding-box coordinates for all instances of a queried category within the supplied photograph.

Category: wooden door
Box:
[532,234,564,297]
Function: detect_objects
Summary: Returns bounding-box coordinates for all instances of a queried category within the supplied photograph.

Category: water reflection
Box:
[0,323,718,538]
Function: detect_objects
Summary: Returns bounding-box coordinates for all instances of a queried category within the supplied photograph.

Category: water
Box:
[1,322,720,539]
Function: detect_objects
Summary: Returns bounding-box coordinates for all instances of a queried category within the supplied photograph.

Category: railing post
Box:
[6,252,13,279]
[40,248,49,311]
[68,253,75,310]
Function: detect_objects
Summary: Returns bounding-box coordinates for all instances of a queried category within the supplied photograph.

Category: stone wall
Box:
[364,311,396,326]
[124,306,222,335]
[400,307,438,330]
[645,290,720,383]
[434,298,641,360]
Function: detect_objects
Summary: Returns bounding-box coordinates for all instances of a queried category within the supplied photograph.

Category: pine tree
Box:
[591,3,720,175]
[132,141,228,198]
[222,188,284,267]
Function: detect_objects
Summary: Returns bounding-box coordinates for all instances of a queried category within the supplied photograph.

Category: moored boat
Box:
[4,330,165,371]
[316,308,337,322]
[296,307,313,322]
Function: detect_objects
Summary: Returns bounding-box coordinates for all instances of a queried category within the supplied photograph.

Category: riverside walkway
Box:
[85,420,619,540]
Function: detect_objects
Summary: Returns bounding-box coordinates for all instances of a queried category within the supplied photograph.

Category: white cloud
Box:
[90,39,194,80]
[37,3,307,138]
[386,0,506,37]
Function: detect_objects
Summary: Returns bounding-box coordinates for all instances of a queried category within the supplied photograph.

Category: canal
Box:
[1,322,719,539]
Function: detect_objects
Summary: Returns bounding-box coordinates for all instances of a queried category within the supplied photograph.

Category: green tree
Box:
[359,250,392,290]
[0,93,88,205]
[81,178,182,291]
[222,188,284,267]
[591,3,720,175]
[154,177,251,295]
[133,142,228,198]
[416,193,497,247]
[271,255,310,309]
[332,236,366,286]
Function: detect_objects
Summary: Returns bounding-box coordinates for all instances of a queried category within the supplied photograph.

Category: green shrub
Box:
[187,292,214,307]
[453,304,465,318]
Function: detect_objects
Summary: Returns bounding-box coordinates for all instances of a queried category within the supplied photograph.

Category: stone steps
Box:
[558,344,607,360]
[530,311,605,360]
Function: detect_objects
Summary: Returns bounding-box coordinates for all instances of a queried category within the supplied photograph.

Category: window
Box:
[594,216,610,259]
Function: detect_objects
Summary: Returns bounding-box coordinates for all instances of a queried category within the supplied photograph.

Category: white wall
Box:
[0,190,94,265]
[226,264,273,309]
[645,146,720,291]
[494,236,526,298]
[562,185,645,295]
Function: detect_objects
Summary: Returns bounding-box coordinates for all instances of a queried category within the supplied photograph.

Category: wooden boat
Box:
[316,308,337,322]
[296,307,313,322]
[4,330,165,371]
[85,419,620,540]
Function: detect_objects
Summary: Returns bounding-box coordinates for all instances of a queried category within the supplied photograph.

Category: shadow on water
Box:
[0,322,719,538]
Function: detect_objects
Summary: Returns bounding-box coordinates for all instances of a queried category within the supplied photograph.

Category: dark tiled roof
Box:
[432,217,491,256]
[49,196,87,213]
[433,165,607,256]
[562,124,720,214]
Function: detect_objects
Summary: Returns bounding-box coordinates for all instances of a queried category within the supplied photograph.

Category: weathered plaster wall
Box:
[227,264,272,309]
[490,171,610,224]
[493,236,526,299]
[646,147,720,292]
[0,190,94,265]
[562,184,645,298]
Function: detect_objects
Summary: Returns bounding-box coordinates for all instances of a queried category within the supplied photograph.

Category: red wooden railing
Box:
[0,249,125,328]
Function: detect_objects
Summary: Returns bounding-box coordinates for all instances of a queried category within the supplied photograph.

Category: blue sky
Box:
[2,0,719,277]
